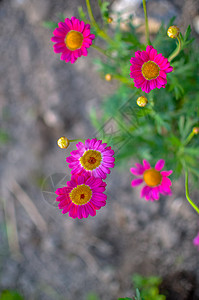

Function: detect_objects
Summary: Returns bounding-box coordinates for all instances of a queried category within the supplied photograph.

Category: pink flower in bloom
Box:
[130,159,173,201]
[66,139,115,180]
[51,16,95,64]
[55,174,107,219]
[130,45,173,93]
[193,233,199,250]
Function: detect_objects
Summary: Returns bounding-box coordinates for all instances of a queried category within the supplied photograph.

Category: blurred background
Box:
[0,0,199,299]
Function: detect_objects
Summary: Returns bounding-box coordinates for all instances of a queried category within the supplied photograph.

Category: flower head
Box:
[105,74,112,81]
[55,173,107,219]
[193,127,199,135]
[193,233,199,250]
[66,139,115,179]
[167,26,180,39]
[51,17,95,64]
[130,159,173,201]
[137,96,148,107]
[130,45,173,93]
[57,136,70,149]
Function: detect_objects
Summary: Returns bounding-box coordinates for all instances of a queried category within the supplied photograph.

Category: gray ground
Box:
[0,0,199,299]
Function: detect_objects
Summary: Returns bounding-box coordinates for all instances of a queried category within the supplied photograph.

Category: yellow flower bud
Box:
[137,96,148,107]
[57,136,70,149]
[193,127,199,135]
[107,17,113,23]
[105,74,112,81]
[167,25,180,39]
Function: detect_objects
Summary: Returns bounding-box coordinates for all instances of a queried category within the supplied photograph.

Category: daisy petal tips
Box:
[55,173,107,219]
[193,233,199,250]
[51,16,95,64]
[130,159,173,202]
[66,138,115,180]
[130,45,173,93]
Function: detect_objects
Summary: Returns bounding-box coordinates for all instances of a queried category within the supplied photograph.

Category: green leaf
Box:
[42,21,57,30]
[118,298,133,300]
[0,290,24,300]
[183,147,199,157]
[86,292,100,300]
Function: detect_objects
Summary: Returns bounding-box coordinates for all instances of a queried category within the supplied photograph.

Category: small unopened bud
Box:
[137,96,148,107]
[167,25,180,39]
[193,127,199,135]
[57,136,70,149]
[107,17,113,23]
[105,74,112,81]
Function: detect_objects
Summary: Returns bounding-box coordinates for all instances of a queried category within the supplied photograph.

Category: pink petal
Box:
[152,187,160,200]
[149,79,157,90]
[69,203,78,218]
[149,48,158,60]
[143,159,151,170]
[146,45,153,54]
[87,203,96,216]
[131,178,143,187]
[155,159,165,171]
[161,177,172,187]
[141,185,151,197]
[81,205,89,218]
[159,70,167,78]
[161,170,173,177]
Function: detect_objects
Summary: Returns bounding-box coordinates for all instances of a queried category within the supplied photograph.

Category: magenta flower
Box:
[55,174,107,219]
[193,233,199,250]
[66,138,115,180]
[130,159,173,201]
[130,45,173,93]
[51,16,95,64]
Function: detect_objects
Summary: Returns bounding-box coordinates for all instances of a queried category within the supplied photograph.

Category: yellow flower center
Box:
[141,61,160,80]
[70,184,92,205]
[143,168,162,187]
[65,30,83,51]
[80,150,102,171]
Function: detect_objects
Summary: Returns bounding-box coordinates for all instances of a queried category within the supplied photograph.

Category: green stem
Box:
[185,169,199,214]
[86,0,99,28]
[86,0,115,45]
[142,0,150,45]
[168,36,182,62]
[69,138,85,142]
[91,44,112,58]
[113,74,133,85]
[183,131,195,146]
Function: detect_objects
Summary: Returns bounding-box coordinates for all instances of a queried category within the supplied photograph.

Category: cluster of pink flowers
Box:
[55,139,115,219]
[51,18,173,93]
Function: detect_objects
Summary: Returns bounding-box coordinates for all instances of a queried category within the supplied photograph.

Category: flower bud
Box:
[137,96,148,107]
[105,74,112,81]
[193,127,199,135]
[57,136,70,149]
[167,25,180,39]
[107,17,113,23]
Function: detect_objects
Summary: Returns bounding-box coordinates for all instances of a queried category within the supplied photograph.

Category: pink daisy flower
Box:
[51,16,95,64]
[55,173,107,219]
[66,138,115,180]
[193,232,199,250]
[130,159,173,201]
[130,45,173,93]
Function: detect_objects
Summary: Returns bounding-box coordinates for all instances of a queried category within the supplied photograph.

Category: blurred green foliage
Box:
[132,274,166,300]
[86,6,199,186]
[0,291,23,300]
[86,292,100,300]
